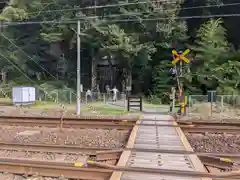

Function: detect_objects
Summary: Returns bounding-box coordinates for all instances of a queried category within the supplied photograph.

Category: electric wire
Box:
[0,1,239,102]
[1,1,240,18]
[1,13,240,27]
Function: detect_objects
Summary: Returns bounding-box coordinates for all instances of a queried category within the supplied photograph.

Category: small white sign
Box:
[80,84,83,92]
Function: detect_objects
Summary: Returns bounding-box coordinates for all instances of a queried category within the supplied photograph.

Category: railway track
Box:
[0,142,122,162]
[0,146,238,180]
[0,158,113,180]
[177,121,240,133]
[1,115,240,179]
[177,121,240,126]
[0,158,239,179]
[0,115,137,129]
[1,115,239,134]
[0,115,138,121]
[0,142,240,158]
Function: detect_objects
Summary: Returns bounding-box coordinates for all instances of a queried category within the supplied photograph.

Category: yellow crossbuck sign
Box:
[172,49,190,64]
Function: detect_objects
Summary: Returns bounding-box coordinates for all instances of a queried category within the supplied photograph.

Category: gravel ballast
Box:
[0,125,130,148]
[186,133,240,153]
[0,173,69,180]
[0,125,130,180]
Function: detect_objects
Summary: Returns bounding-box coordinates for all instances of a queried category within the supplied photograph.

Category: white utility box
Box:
[12,86,36,105]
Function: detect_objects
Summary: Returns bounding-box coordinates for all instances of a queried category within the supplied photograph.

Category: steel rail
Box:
[178,121,240,133]
[1,116,240,129]
[0,115,138,121]
[199,156,234,169]
[177,121,240,126]
[1,142,240,157]
[0,158,239,179]
[137,118,240,123]
[0,122,134,129]
[4,116,239,123]
[0,142,122,161]
[141,118,240,123]
[0,118,135,129]
[1,115,240,131]
[1,119,240,133]
[0,119,136,125]
[0,142,99,154]
[0,158,112,180]
[181,127,240,133]
[177,118,240,122]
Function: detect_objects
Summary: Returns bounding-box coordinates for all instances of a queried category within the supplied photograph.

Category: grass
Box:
[0,98,11,105]
[0,97,170,115]
[31,101,128,115]
[143,102,169,111]
[0,98,129,115]
[143,102,169,109]
[90,105,127,115]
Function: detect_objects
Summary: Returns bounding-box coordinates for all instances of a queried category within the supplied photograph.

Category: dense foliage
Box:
[0,0,239,103]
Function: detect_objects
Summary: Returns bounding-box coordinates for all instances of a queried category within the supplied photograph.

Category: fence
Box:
[0,87,127,104]
[0,87,131,117]
[188,95,240,119]
[0,86,171,115]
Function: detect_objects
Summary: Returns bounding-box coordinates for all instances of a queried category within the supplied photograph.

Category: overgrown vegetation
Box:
[0,0,239,104]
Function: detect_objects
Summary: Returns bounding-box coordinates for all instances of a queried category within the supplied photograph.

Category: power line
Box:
[2,13,240,27]
[0,1,239,27]
[103,13,240,21]
[0,51,36,84]
[0,0,176,18]
[179,2,240,11]
[51,1,240,21]
[21,0,176,16]
[0,30,82,106]
[2,1,240,17]
[0,33,58,80]
[0,50,71,108]
[30,2,240,16]
[67,1,240,20]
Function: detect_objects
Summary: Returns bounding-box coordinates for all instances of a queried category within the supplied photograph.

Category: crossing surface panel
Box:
[111,114,210,180]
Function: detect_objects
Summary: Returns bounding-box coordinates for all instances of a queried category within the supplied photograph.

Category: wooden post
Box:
[103,93,106,104]
[69,91,72,104]
[171,87,176,114]
[221,95,224,112]
[140,96,142,112]
[56,91,59,103]
[60,105,65,130]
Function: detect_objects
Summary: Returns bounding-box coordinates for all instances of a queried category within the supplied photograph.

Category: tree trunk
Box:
[1,69,6,84]
[91,56,97,91]
[107,56,114,88]
[126,69,132,94]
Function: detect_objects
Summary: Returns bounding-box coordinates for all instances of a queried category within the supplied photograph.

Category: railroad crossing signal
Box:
[172,49,190,65]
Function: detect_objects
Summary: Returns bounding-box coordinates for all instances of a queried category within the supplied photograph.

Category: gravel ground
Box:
[0,126,129,180]
[0,173,70,180]
[186,133,240,153]
[0,126,130,148]
[0,106,132,179]
[0,149,86,162]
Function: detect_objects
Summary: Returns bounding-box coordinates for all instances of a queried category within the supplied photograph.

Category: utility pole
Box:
[76,20,81,116]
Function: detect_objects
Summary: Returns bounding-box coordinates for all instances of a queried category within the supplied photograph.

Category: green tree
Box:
[190,18,230,93]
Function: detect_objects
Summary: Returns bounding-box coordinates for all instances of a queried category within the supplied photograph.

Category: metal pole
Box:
[180,60,183,77]
[76,20,81,116]
[172,88,175,114]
